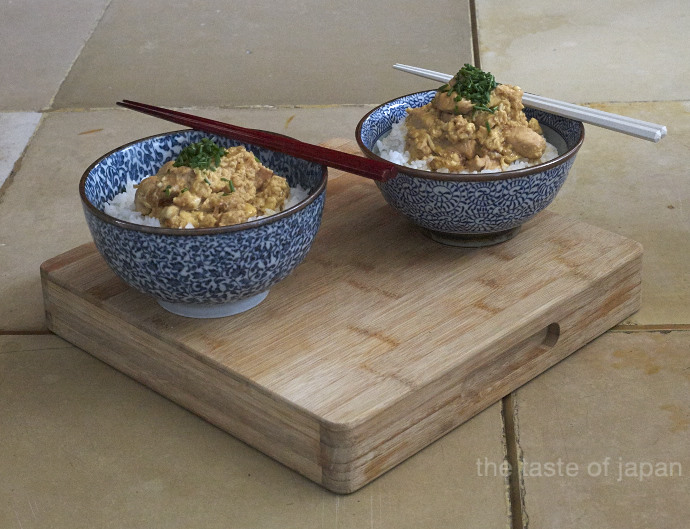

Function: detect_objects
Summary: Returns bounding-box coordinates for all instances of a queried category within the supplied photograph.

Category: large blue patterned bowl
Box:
[356,91,585,246]
[80,129,327,318]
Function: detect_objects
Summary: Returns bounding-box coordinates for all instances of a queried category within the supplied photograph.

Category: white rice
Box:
[104,179,310,228]
[375,119,558,173]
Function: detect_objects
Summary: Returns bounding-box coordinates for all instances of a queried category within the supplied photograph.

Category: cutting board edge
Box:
[317,249,642,492]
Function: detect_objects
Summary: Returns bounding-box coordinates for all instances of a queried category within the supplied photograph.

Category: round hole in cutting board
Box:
[543,322,560,347]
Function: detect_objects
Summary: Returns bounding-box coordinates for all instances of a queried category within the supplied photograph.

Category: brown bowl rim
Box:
[355,90,585,183]
[79,129,328,236]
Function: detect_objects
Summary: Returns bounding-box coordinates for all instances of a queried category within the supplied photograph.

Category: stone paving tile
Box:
[0,112,42,188]
[0,335,510,529]
[51,0,472,109]
[514,331,689,529]
[0,106,372,331]
[0,0,110,111]
[548,101,690,326]
[476,0,690,103]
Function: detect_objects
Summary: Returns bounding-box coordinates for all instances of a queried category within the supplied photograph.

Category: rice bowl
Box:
[80,129,327,317]
[355,90,585,246]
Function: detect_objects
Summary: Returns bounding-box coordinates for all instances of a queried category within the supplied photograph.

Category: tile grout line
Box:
[611,324,690,332]
[46,0,116,112]
[0,330,53,336]
[498,398,513,529]
[502,392,528,529]
[0,114,45,201]
[41,103,379,114]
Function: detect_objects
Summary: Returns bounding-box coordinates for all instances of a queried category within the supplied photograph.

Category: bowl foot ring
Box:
[421,226,521,247]
[157,290,269,318]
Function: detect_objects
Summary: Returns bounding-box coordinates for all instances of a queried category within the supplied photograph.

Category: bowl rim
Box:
[79,129,328,236]
[355,90,585,183]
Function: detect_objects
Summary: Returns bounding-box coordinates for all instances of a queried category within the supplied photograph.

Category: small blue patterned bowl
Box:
[79,129,327,318]
[356,91,585,246]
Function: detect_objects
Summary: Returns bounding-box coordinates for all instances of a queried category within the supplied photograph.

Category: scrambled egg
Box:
[405,81,546,172]
[134,145,290,228]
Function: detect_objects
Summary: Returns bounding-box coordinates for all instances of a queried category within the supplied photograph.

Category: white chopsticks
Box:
[393,64,667,143]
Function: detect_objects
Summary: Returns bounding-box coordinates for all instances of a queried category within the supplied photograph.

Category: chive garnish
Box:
[221,177,235,193]
[486,121,491,132]
[164,185,172,196]
[174,138,227,171]
[204,177,211,185]
[180,187,188,194]
[439,64,499,115]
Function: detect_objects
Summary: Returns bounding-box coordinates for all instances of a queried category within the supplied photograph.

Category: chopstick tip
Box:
[651,126,667,143]
[382,166,398,182]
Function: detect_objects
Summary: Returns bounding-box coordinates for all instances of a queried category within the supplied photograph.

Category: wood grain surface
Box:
[41,139,643,493]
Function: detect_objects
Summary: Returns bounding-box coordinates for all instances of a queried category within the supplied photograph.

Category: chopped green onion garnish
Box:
[221,177,235,193]
[204,178,211,185]
[440,64,499,114]
[174,138,227,171]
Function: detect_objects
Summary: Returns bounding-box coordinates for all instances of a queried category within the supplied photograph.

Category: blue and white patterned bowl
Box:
[356,91,585,246]
[79,129,327,318]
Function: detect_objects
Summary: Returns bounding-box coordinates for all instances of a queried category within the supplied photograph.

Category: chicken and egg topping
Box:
[404,64,547,172]
[134,139,290,228]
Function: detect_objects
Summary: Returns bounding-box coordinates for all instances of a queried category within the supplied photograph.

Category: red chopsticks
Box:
[116,100,397,182]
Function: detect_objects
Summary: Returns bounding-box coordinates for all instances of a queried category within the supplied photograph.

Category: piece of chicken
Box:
[503,126,546,160]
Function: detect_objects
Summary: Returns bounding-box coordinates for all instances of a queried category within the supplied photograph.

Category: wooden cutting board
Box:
[41,139,642,493]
